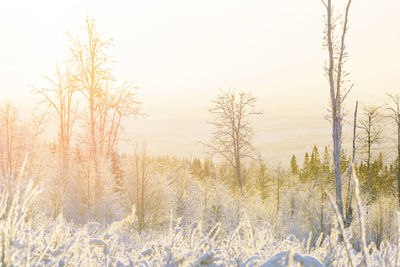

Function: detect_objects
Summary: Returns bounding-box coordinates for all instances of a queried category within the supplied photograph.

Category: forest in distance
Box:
[1,0,400,266]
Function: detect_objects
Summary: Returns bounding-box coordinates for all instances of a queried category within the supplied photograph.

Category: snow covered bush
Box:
[2,156,400,266]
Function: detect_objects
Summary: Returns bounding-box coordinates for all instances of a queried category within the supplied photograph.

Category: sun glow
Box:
[1,1,400,266]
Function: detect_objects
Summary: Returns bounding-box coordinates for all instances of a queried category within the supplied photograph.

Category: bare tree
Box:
[276,165,282,214]
[34,64,77,194]
[205,89,262,194]
[344,100,358,228]
[0,103,23,180]
[133,144,149,232]
[97,82,141,159]
[321,0,353,218]
[68,17,140,214]
[358,105,383,195]
[127,143,168,231]
[387,94,400,206]
[68,17,112,206]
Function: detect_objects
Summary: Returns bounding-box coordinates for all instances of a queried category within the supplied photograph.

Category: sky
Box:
[0,0,399,164]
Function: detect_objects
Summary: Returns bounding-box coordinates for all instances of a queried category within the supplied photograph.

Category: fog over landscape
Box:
[1,1,400,266]
[1,0,399,163]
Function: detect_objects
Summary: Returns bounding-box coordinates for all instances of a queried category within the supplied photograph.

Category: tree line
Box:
[1,0,399,235]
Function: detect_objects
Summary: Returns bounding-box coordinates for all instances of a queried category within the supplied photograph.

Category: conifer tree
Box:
[310,145,321,178]
[321,146,332,180]
[340,149,349,175]
[290,155,299,175]
[301,152,310,181]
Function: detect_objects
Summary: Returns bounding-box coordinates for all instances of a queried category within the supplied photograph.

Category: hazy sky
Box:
[0,0,399,163]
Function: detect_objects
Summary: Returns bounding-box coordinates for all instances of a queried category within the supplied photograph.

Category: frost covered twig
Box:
[327,193,356,267]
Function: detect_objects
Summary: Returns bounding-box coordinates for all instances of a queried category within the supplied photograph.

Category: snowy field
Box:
[1,179,399,267]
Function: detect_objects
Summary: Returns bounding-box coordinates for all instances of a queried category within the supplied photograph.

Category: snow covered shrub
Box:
[296,183,335,246]
[64,155,125,224]
[1,175,400,267]
[202,178,239,234]
[366,194,398,248]
[121,154,176,231]
[4,154,400,266]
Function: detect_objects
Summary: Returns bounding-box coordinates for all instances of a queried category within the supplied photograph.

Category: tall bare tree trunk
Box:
[134,143,147,232]
[235,155,243,194]
[386,95,400,206]
[277,168,280,214]
[322,0,352,218]
[398,115,400,207]
[367,117,372,191]
[326,0,343,218]
[89,96,101,216]
[333,120,343,217]
[344,101,358,227]
[140,145,146,231]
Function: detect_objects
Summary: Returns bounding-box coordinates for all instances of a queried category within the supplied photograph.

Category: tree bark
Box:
[323,0,352,219]
[398,115,400,207]
[344,101,358,228]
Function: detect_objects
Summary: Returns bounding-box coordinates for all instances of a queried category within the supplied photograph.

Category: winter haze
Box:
[1,0,399,163]
[1,0,400,266]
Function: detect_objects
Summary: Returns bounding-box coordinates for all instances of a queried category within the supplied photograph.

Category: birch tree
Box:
[344,101,358,227]
[206,89,261,194]
[387,94,400,206]
[69,17,112,206]
[321,0,353,218]
[133,144,148,232]
[358,105,383,195]
[0,103,21,180]
[96,82,140,159]
[68,17,140,213]
[34,65,77,192]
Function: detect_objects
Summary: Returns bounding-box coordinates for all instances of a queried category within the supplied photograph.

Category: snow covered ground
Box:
[1,182,399,267]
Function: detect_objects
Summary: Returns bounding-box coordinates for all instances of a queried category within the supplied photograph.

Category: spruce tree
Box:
[290,155,299,175]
